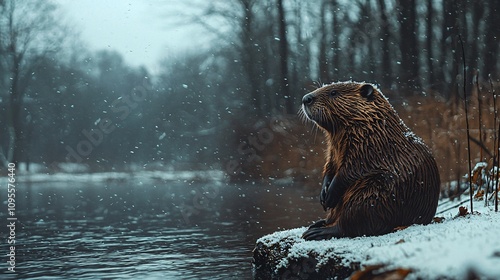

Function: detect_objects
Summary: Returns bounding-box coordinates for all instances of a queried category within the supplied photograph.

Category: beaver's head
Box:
[301,82,386,133]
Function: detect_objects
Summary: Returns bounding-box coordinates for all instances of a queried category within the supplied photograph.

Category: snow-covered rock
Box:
[252,202,500,279]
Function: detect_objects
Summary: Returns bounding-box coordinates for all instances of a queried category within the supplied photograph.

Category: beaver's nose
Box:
[302,93,315,105]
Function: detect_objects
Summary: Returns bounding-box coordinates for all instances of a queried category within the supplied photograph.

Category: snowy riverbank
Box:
[11,162,225,183]
[252,199,500,279]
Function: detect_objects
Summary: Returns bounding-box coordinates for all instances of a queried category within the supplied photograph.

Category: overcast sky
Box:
[54,0,206,73]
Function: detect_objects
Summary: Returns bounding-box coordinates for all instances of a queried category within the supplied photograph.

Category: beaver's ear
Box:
[360,84,374,99]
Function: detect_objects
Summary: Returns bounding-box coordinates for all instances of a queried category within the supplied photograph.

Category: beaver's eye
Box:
[329,90,339,97]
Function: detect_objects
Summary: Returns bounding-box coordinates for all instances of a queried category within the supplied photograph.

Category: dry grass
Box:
[394,82,499,193]
[230,81,500,201]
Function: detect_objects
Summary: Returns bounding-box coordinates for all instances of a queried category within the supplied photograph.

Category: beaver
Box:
[300,81,440,240]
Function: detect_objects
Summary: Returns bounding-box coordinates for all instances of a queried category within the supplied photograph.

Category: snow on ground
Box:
[257,200,500,279]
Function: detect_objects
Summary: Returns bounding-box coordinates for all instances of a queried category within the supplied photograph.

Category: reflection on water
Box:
[1,177,323,279]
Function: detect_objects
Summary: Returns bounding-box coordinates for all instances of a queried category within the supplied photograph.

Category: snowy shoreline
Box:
[252,200,500,279]
[15,170,226,184]
[10,162,226,184]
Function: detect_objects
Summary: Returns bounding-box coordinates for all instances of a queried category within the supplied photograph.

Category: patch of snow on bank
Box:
[16,162,48,173]
[17,170,226,184]
[257,204,500,279]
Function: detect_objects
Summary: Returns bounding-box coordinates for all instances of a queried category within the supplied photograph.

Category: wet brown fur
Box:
[301,81,440,238]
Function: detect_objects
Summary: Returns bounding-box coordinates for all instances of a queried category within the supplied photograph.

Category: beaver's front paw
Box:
[307,219,326,229]
[302,225,342,240]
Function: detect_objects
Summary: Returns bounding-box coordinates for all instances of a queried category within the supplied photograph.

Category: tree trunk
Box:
[318,2,329,84]
[239,0,262,114]
[331,0,339,79]
[290,0,301,95]
[397,0,419,91]
[426,0,435,89]
[469,1,483,77]
[9,61,24,165]
[457,0,472,95]
[438,0,455,99]
[450,0,461,108]
[484,0,500,79]
[277,0,292,113]
[377,0,392,88]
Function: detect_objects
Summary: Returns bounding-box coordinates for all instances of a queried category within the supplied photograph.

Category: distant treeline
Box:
[187,0,500,116]
[0,0,499,173]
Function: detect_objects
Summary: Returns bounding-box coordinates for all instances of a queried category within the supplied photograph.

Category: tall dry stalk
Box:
[459,35,473,213]
[489,76,497,207]
[476,73,483,163]
[492,76,499,212]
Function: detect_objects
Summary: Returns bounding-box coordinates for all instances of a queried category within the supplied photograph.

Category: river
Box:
[1,175,323,279]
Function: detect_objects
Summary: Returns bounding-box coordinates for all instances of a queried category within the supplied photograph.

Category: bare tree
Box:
[484,0,500,79]
[330,0,340,79]
[378,0,392,87]
[469,2,483,76]
[277,0,292,113]
[318,0,330,83]
[0,0,66,166]
[397,0,419,90]
[288,0,311,95]
[425,0,435,88]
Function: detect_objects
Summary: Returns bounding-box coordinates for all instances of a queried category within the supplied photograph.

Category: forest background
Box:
[0,0,499,188]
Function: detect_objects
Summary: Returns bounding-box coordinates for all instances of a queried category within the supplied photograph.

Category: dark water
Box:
[1,176,323,279]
